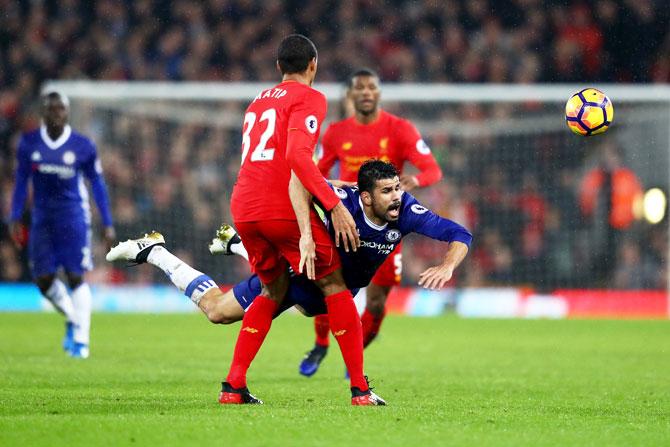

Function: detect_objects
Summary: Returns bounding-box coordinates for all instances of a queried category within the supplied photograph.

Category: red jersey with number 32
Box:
[318,109,441,186]
[231,81,327,222]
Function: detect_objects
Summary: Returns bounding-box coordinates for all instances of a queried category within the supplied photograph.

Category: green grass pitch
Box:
[1,313,668,446]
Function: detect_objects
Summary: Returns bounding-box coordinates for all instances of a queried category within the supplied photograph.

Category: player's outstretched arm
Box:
[417,241,469,290]
[289,172,317,280]
[401,193,472,289]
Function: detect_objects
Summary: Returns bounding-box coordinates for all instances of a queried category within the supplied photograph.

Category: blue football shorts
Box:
[29,217,92,277]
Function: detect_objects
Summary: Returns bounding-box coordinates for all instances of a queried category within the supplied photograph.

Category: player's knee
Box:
[204,310,224,324]
[35,275,55,295]
[206,309,237,325]
[202,294,242,325]
[315,269,347,295]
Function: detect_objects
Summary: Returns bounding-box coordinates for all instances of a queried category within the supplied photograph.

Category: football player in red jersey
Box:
[300,68,444,377]
[218,35,383,405]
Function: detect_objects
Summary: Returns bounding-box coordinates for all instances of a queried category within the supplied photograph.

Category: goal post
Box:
[43,81,670,317]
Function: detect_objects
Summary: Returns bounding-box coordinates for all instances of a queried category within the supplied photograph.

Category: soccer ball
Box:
[565,88,614,136]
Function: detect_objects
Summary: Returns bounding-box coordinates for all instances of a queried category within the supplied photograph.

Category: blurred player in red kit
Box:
[300,68,443,376]
[207,35,383,405]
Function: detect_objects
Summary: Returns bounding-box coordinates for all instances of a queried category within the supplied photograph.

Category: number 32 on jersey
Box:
[241,108,276,163]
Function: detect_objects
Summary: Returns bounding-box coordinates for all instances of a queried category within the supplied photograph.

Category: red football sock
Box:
[325,290,367,391]
[226,295,278,389]
[361,308,387,348]
[314,314,331,347]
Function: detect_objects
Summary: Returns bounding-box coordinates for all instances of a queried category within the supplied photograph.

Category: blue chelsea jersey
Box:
[10,125,113,226]
[322,185,473,289]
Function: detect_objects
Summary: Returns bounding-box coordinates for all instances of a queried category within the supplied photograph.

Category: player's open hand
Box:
[298,233,317,280]
[330,202,360,252]
[418,264,454,290]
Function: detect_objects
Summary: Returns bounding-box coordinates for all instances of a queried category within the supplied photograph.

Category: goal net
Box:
[44,81,670,295]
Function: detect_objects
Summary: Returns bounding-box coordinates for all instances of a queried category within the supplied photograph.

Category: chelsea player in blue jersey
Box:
[107,159,470,344]
[10,92,115,359]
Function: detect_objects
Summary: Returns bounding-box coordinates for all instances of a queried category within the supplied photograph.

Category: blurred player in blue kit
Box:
[10,92,115,359]
[107,160,471,393]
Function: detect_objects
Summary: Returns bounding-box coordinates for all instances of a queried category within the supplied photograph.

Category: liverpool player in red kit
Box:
[225,36,384,405]
[300,68,443,376]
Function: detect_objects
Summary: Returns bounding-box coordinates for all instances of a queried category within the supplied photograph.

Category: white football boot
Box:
[106,231,165,264]
[209,224,241,255]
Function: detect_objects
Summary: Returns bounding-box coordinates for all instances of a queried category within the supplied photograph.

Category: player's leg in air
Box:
[300,244,401,377]
[107,225,332,325]
[107,227,293,405]
[106,230,247,325]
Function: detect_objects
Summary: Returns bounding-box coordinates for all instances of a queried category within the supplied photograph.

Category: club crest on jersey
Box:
[31,151,42,161]
[305,115,318,134]
[411,204,428,214]
[416,139,431,155]
[385,229,401,242]
[334,187,348,199]
[62,151,76,165]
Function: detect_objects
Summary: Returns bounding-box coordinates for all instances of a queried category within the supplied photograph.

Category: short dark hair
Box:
[358,159,399,193]
[42,91,69,107]
[347,68,379,89]
[277,34,317,74]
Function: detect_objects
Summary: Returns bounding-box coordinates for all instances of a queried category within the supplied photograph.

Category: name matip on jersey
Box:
[10,125,113,226]
[231,80,327,222]
[318,109,442,187]
[322,185,472,289]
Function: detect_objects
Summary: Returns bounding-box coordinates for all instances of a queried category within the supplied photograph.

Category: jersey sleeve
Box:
[317,182,357,216]
[397,119,443,187]
[81,140,114,227]
[316,125,338,177]
[9,136,31,222]
[399,193,472,247]
[285,90,340,211]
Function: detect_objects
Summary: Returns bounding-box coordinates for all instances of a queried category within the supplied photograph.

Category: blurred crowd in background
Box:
[1,0,668,289]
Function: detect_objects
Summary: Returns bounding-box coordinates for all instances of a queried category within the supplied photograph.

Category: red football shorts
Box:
[370,242,403,287]
[234,215,341,284]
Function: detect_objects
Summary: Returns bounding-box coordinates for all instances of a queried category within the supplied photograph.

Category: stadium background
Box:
[0,0,669,316]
